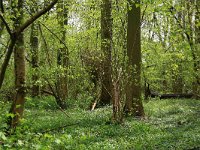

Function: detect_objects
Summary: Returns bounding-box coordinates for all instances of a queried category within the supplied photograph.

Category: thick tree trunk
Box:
[125,0,144,117]
[30,22,40,97]
[9,33,26,129]
[100,0,112,106]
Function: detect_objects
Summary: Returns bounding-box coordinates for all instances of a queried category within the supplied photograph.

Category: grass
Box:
[0,97,200,149]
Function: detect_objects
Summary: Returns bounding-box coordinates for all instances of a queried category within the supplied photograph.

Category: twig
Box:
[57,106,70,117]
[39,22,69,53]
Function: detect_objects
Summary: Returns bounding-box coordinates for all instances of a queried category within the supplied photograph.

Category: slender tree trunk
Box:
[8,0,25,129]
[0,38,16,89]
[100,0,112,106]
[112,78,123,123]
[124,0,144,117]
[30,20,39,97]
[56,0,68,109]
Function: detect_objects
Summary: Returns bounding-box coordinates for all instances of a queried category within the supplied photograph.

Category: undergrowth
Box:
[0,97,200,149]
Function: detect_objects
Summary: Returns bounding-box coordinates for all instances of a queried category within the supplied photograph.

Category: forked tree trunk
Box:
[125,0,144,117]
[100,0,112,106]
[0,0,58,90]
[5,0,58,130]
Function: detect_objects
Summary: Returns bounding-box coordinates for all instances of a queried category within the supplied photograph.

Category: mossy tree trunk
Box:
[124,0,144,117]
[8,0,26,129]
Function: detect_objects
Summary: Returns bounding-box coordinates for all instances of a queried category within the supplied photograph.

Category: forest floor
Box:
[0,98,200,149]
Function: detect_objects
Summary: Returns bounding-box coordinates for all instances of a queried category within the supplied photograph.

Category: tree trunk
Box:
[30,20,39,97]
[56,0,68,109]
[0,20,4,37]
[124,0,144,117]
[8,0,26,129]
[100,0,112,106]
[112,79,123,123]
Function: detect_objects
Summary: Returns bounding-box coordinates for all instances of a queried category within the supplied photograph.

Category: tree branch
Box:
[16,0,58,34]
[0,13,12,36]
[0,39,16,89]
[38,24,52,67]
[39,21,69,53]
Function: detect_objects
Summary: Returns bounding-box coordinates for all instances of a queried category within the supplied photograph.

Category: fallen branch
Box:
[151,93,193,99]
[145,83,195,99]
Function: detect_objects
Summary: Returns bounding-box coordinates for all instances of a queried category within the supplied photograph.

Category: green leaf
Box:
[0,132,7,141]
[6,113,15,118]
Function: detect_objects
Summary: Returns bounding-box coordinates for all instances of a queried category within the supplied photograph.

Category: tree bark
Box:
[8,0,25,129]
[112,78,123,123]
[124,0,144,117]
[56,0,68,109]
[100,0,112,106]
[30,4,40,97]
[0,20,4,37]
